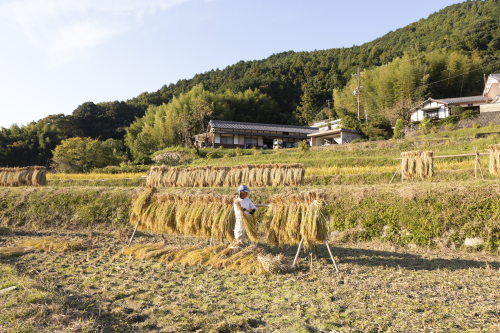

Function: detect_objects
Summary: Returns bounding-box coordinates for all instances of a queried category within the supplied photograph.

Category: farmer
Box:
[233,184,256,245]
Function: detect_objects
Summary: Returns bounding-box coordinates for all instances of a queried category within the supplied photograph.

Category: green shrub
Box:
[444,124,457,131]
[451,105,465,116]
[90,165,150,174]
[298,140,310,152]
[52,137,127,173]
[460,110,479,120]
[393,119,405,139]
[234,147,243,156]
[438,115,459,126]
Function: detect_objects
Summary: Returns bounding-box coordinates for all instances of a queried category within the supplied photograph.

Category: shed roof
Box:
[434,95,490,104]
[208,120,318,134]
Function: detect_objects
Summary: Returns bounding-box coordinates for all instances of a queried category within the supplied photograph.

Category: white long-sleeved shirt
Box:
[234,197,256,230]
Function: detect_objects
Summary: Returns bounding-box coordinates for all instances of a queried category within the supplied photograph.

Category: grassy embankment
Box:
[45,128,500,186]
[2,181,500,251]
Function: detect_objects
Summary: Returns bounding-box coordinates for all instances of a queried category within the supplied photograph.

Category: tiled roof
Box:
[209,120,318,134]
[435,95,490,104]
[212,130,311,139]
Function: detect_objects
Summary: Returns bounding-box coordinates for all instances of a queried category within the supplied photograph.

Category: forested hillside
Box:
[128,0,500,123]
[2,0,500,166]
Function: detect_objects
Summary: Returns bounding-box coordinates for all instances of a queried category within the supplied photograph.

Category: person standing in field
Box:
[233,184,256,245]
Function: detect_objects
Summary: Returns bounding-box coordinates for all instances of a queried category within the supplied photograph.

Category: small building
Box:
[307,128,363,146]
[309,118,341,129]
[410,96,490,122]
[204,120,318,148]
[481,74,500,113]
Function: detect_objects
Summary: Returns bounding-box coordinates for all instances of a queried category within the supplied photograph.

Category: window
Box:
[220,136,233,144]
[244,137,258,145]
[468,104,473,107]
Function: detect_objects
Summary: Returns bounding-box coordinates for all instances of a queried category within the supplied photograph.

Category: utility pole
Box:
[352,67,363,120]
[327,100,331,129]
[484,73,488,103]
[365,110,368,126]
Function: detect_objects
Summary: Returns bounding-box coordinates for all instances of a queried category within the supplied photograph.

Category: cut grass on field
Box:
[1,229,500,332]
[47,172,145,180]
[18,237,86,252]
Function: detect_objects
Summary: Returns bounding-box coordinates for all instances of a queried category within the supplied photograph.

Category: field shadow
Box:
[263,242,500,271]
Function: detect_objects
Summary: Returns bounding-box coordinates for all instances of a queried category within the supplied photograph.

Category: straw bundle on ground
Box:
[130,187,238,241]
[0,166,47,186]
[123,242,289,275]
[18,237,86,252]
[263,191,328,248]
[489,144,500,175]
[147,164,305,188]
[401,151,434,180]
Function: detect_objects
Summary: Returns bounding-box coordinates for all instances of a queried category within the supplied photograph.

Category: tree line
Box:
[1,0,500,167]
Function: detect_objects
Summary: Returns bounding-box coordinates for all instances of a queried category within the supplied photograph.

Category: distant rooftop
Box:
[208,120,317,134]
[434,95,491,104]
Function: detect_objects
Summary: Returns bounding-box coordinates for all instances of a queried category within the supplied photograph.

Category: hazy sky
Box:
[0,0,462,128]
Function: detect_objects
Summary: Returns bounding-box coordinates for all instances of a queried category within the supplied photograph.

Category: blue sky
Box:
[0,0,462,128]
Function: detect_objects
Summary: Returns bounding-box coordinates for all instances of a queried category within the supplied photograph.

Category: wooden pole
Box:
[325,241,340,274]
[128,221,140,248]
[475,146,485,180]
[394,153,488,160]
[402,160,404,184]
[389,163,402,185]
[292,237,304,269]
[475,146,478,181]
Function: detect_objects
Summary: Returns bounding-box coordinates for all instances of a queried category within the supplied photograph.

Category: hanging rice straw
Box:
[130,187,237,242]
[147,163,304,188]
[0,166,47,186]
[489,144,500,175]
[263,191,328,248]
[401,151,433,180]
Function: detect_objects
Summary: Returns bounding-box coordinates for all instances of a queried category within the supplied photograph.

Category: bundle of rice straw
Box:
[401,151,434,180]
[130,187,237,242]
[0,166,47,186]
[146,163,304,188]
[489,144,500,175]
[123,243,289,275]
[263,191,328,248]
[18,237,86,252]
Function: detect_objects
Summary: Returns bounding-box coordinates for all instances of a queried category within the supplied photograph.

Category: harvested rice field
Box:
[1,228,500,332]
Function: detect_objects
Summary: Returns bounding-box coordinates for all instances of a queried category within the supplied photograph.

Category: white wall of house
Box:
[480,103,500,113]
[234,134,239,145]
[410,101,449,122]
[258,136,263,146]
[485,77,500,100]
[214,133,220,144]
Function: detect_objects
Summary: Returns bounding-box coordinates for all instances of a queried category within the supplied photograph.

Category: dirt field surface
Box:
[1,229,500,332]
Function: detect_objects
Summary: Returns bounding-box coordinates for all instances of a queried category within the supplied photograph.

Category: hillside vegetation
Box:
[3,0,500,166]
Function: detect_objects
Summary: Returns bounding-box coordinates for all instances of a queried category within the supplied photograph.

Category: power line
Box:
[360,59,500,104]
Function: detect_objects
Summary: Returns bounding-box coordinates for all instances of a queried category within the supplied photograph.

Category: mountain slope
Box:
[128,0,500,124]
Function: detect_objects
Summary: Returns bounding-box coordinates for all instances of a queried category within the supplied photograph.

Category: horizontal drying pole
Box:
[394,153,488,160]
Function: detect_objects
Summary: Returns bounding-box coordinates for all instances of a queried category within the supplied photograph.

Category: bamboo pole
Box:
[128,221,140,248]
[394,153,488,160]
[389,163,402,185]
[292,237,304,269]
[325,241,340,274]
[475,146,485,180]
